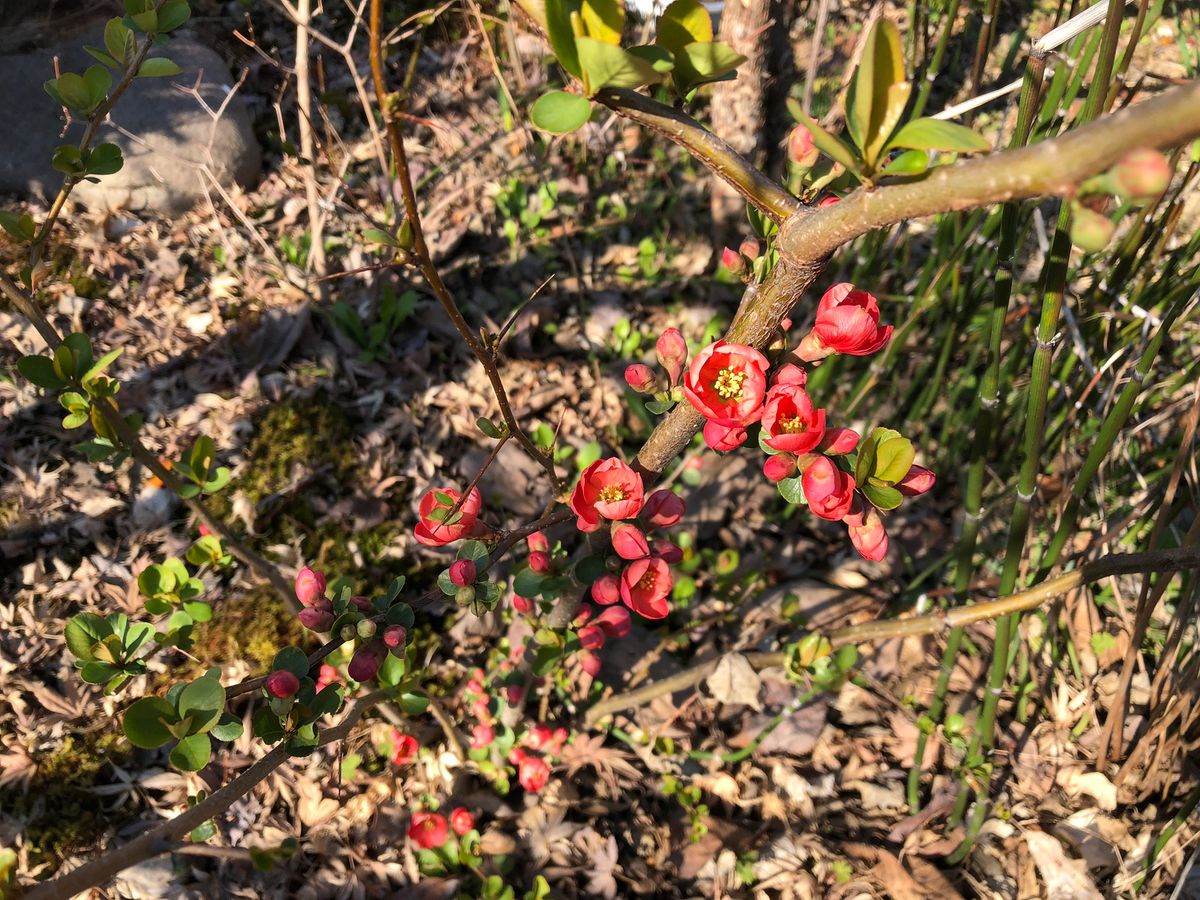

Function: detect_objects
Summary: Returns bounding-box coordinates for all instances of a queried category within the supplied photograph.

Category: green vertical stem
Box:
[906,57,1044,815]
[951,0,1127,857]
[912,0,963,118]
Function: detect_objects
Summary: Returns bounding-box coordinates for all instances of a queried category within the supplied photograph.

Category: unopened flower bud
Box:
[591,573,620,605]
[1111,148,1171,201]
[578,623,606,650]
[643,489,685,527]
[298,607,334,631]
[350,595,373,614]
[265,669,300,699]
[720,246,745,274]
[624,363,658,394]
[738,237,760,260]
[655,328,688,386]
[512,594,535,614]
[340,624,358,642]
[818,427,860,455]
[449,559,477,587]
[455,585,477,607]
[526,531,550,554]
[579,649,601,677]
[652,539,683,564]
[787,123,818,168]
[611,522,650,561]
[357,618,377,639]
[1069,205,1115,252]
[294,566,326,607]
[347,642,384,682]
[529,551,552,574]
[505,684,524,705]
[383,624,408,649]
[818,194,841,207]
[763,453,797,483]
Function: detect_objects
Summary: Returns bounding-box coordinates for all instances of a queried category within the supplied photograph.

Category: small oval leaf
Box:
[530,91,592,134]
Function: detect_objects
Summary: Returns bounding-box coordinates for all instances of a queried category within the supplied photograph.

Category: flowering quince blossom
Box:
[763,453,797,483]
[898,464,936,496]
[512,593,535,614]
[611,522,650,560]
[471,722,495,748]
[408,812,448,849]
[450,807,476,837]
[683,341,771,451]
[390,730,418,766]
[591,573,620,605]
[624,363,658,393]
[315,664,340,692]
[761,369,826,454]
[294,566,326,606]
[797,283,893,361]
[844,498,889,561]
[643,489,685,527]
[594,605,631,637]
[619,555,672,619]
[656,328,688,386]
[570,458,644,532]
[802,456,856,521]
[449,559,477,586]
[414,486,483,546]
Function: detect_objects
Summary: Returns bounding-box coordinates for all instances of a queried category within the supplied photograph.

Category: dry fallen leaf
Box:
[1056,768,1118,812]
[705,652,763,711]
[1026,830,1104,900]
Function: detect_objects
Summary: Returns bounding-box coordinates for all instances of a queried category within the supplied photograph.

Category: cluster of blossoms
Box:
[291,565,410,681]
[507,724,566,793]
[408,807,477,850]
[570,457,687,619]
[388,728,419,766]
[671,283,933,560]
[461,668,561,793]
[413,486,484,546]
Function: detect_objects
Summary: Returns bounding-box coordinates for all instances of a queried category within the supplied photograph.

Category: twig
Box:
[582,545,1200,725]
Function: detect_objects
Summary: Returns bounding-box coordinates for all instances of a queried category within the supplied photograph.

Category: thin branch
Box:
[582,545,1200,725]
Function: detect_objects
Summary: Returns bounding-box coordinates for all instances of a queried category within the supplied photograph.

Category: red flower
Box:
[527,531,550,554]
[390,730,418,766]
[818,427,860,455]
[625,364,658,394]
[449,559,477,587]
[798,284,892,360]
[265,670,300,699]
[414,486,483,546]
[611,522,650,560]
[656,328,688,386]
[471,723,494,748]
[450,807,476,837]
[578,624,605,650]
[315,664,340,692]
[294,566,326,606]
[408,812,448,849]
[591,573,620,605]
[512,593,535,614]
[580,649,601,677]
[720,246,745,275]
[594,605,631,638]
[683,341,770,437]
[529,551,552,574]
[570,458,644,533]
[897,464,936,497]
[703,421,749,452]
[643,489,685,527]
[761,381,826,454]
[518,755,550,792]
[763,454,796,483]
[619,556,672,619]
[844,499,889,561]
[802,457,856,521]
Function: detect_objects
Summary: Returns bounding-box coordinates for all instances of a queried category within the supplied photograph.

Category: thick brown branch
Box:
[582,545,1200,725]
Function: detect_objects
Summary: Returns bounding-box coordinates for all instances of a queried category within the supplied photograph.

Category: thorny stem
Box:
[582,545,1200,726]
[366,0,560,490]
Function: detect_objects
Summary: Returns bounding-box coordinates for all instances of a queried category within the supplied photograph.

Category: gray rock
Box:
[0,29,260,214]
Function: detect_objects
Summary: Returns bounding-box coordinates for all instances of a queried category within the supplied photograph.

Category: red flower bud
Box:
[512,593,535,614]
[624,363,658,394]
[739,237,760,260]
[265,669,300,699]
[802,457,856,520]
[818,427,860,455]
[298,607,334,631]
[518,755,550,792]
[611,522,650,560]
[652,539,683,564]
[526,531,550,554]
[799,283,892,361]
[1112,148,1171,201]
[449,559,477,587]
[408,812,447,849]
[844,500,889,561]
[787,123,818,167]
[897,464,936,497]
[579,649,602,677]
[703,420,749,452]
[450,807,476,837]
[643,489,685,527]
[720,246,745,274]
[763,453,797,483]
[578,623,606,650]
[574,604,594,626]
[529,551,553,574]
[471,722,495,748]
[594,605,631,638]
[383,624,408,649]
[350,595,373,614]
[348,642,385,682]
[506,684,525,705]
[656,328,689,386]
[591,573,621,605]
[294,565,327,607]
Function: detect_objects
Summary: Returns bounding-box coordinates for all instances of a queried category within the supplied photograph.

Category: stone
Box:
[0,28,260,214]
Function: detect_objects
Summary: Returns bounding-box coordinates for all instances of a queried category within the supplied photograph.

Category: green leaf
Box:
[385,602,415,629]
[202,467,231,494]
[253,707,285,743]
[129,8,159,32]
[0,210,35,241]
[577,38,657,93]
[879,149,929,177]
[272,646,310,679]
[182,601,211,623]
[65,612,112,660]
[399,692,429,715]
[85,143,124,176]
[123,696,178,748]
[654,0,712,54]
[513,568,545,598]
[530,91,592,134]
[105,18,136,67]
[872,430,914,484]
[786,99,863,175]
[777,476,804,505]
[544,0,583,78]
[887,117,991,154]
[457,540,491,567]
[49,72,93,112]
[138,57,181,78]
[17,355,65,389]
[673,41,746,93]
[82,346,123,382]
[84,46,121,69]
[580,0,623,45]
[363,227,396,246]
[310,684,343,719]
[80,661,122,684]
[157,0,192,32]
[210,712,244,743]
[532,645,560,676]
[861,481,903,511]
[124,621,156,655]
[83,64,113,107]
[176,676,225,734]
[847,18,909,166]
[627,45,674,74]
[286,723,320,757]
[170,733,212,771]
[51,145,85,176]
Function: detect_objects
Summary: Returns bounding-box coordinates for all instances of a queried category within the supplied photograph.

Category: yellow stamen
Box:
[637,570,657,591]
[779,415,807,434]
[597,485,627,504]
[713,367,747,401]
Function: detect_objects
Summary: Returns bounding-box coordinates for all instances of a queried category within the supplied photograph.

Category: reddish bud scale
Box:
[624,363,658,394]
[449,559,477,587]
[265,669,300,699]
